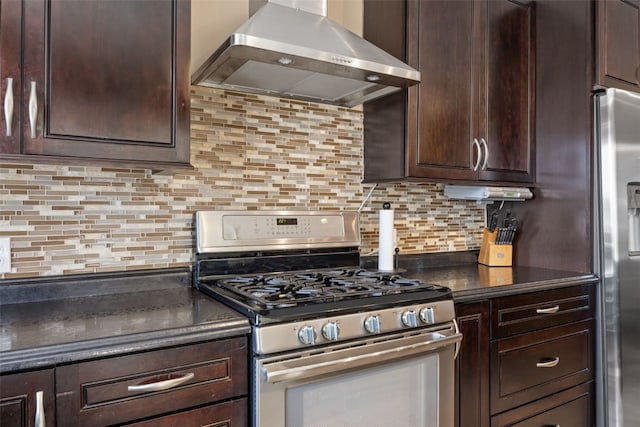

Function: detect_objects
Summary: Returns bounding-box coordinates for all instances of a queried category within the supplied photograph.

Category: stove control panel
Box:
[196,210,360,253]
[253,299,457,354]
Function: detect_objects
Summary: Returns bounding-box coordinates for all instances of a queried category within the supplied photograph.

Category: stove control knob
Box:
[364,315,381,334]
[322,322,340,341]
[401,310,418,328]
[419,307,436,324]
[298,325,317,345]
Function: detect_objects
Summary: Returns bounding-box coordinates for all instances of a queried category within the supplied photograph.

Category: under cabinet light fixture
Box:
[443,185,533,202]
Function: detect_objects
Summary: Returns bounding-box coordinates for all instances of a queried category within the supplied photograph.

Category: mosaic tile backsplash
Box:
[0,86,484,279]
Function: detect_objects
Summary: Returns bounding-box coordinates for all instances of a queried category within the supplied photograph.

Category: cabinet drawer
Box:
[491,381,592,427]
[128,397,247,426]
[56,337,248,427]
[491,285,595,339]
[490,320,593,413]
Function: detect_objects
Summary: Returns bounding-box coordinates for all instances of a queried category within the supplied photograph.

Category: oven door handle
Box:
[262,329,462,384]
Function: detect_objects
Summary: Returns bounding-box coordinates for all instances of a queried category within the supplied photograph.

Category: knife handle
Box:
[488,210,499,232]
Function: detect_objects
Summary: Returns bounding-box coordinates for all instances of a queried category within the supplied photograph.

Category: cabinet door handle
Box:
[636,65,639,87]
[536,357,560,368]
[536,305,560,314]
[480,138,488,170]
[453,318,461,360]
[472,138,481,171]
[4,77,13,137]
[34,390,45,427]
[28,81,38,138]
[127,372,195,392]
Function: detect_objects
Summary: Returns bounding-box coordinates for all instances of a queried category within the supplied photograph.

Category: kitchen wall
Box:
[0,86,484,279]
[190,0,363,73]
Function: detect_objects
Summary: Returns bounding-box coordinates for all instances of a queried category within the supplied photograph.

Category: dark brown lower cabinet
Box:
[1,337,248,427]
[0,369,55,427]
[455,301,490,427]
[455,284,596,427]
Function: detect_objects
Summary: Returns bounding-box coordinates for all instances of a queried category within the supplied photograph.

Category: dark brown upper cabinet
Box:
[363,0,535,184]
[0,0,191,169]
[596,0,640,92]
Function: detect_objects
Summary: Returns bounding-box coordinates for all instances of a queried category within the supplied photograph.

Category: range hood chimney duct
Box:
[191,0,420,107]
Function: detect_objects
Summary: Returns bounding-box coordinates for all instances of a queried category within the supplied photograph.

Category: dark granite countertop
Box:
[0,268,250,373]
[362,251,599,303]
[1,254,599,373]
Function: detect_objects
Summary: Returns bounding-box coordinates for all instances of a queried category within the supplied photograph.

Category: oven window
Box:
[285,354,439,427]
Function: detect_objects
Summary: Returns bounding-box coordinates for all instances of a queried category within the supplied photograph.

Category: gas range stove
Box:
[194,210,461,427]
[193,210,455,354]
[196,265,452,324]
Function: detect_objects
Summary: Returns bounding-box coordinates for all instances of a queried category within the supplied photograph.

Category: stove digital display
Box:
[276,217,298,226]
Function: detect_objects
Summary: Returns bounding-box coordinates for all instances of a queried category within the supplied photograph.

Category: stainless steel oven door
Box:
[254,323,462,427]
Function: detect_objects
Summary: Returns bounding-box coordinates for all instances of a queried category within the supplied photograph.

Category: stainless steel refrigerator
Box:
[594,88,640,427]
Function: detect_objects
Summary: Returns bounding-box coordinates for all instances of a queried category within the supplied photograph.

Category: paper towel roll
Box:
[378,208,395,272]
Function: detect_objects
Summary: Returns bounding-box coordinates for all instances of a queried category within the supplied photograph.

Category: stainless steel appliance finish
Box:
[594,88,640,427]
[256,324,458,427]
[191,0,420,107]
[193,210,461,427]
[195,210,360,253]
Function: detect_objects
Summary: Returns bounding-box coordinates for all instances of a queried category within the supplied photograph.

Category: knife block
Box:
[478,228,512,267]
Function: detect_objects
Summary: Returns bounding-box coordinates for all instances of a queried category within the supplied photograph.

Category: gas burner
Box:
[208,268,437,311]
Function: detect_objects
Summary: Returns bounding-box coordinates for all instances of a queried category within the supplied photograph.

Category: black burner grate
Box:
[209,269,435,309]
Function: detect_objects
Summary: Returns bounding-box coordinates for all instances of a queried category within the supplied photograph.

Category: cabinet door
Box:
[597,0,640,92]
[481,0,535,183]
[407,0,534,182]
[406,0,478,181]
[363,0,534,183]
[0,0,22,152]
[20,0,190,166]
[0,369,55,427]
[455,301,490,427]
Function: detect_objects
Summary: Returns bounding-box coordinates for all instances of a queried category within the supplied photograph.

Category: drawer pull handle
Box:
[536,305,560,314]
[127,372,195,392]
[536,357,560,368]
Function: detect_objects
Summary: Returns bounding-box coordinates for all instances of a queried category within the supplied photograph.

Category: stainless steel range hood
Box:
[191,0,420,107]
